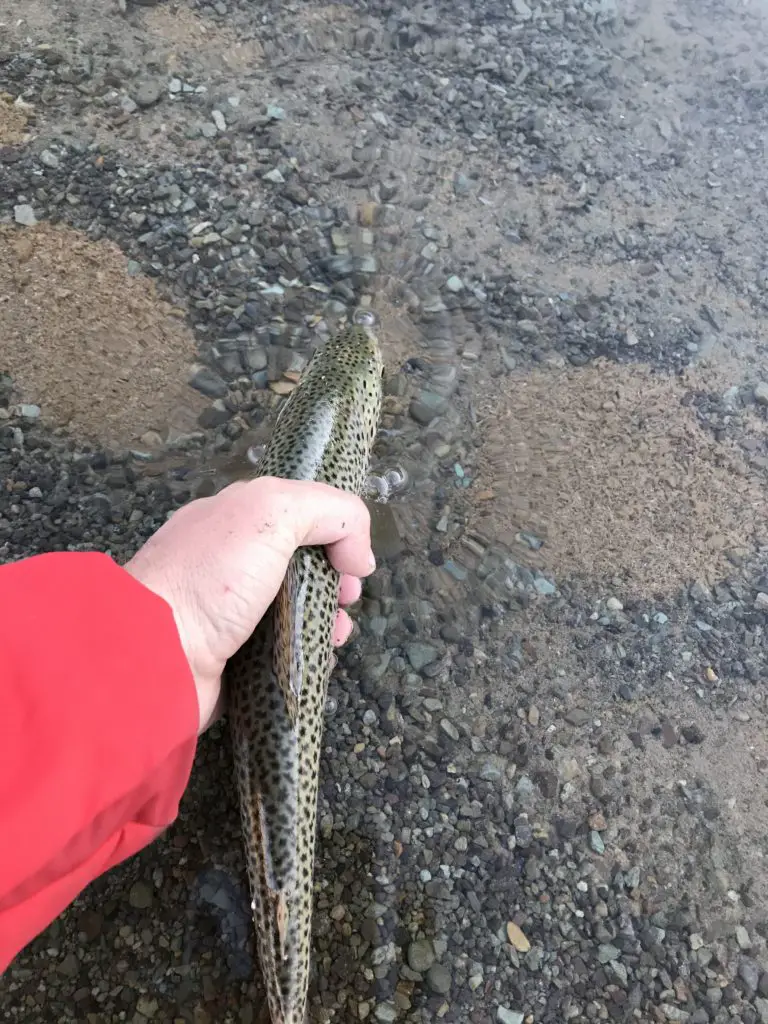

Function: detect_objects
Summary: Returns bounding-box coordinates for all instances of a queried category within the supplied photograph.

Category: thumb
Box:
[227,477,376,578]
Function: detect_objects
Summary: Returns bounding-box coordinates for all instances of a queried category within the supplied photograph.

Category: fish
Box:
[225,309,384,1024]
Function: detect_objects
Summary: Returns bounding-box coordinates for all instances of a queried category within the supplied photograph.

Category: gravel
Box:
[3,0,768,1022]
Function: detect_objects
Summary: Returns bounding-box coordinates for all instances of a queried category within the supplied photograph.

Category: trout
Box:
[226,309,384,1024]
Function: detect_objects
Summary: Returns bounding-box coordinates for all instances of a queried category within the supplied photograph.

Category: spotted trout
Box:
[226,310,384,1024]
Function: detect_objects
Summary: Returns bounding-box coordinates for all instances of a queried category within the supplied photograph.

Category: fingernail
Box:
[368,551,377,572]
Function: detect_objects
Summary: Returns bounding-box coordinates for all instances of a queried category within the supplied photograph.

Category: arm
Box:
[0,551,199,973]
[0,477,374,974]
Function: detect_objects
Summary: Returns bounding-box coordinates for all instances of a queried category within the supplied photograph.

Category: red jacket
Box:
[0,551,199,973]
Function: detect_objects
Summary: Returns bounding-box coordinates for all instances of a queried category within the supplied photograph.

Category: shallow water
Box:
[4,0,768,1021]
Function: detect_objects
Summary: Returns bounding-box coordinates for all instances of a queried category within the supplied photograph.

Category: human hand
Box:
[125,477,375,735]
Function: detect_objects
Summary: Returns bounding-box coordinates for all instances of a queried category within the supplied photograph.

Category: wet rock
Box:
[497,1010,524,1024]
[134,81,163,107]
[405,643,439,671]
[374,1004,397,1023]
[739,957,760,991]
[565,708,590,727]
[57,952,80,978]
[407,939,435,973]
[409,391,448,425]
[426,963,452,995]
[128,881,153,909]
[14,204,37,226]
[189,367,229,398]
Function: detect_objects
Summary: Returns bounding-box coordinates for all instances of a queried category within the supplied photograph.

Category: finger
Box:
[332,608,354,646]
[339,574,362,606]
[246,478,375,578]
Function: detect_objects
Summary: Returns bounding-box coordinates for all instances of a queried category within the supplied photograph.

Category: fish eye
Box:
[353,308,377,328]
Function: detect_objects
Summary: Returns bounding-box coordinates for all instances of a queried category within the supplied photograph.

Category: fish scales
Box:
[226,315,383,1024]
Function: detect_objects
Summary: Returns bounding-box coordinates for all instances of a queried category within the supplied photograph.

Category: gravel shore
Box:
[4,1,768,1022]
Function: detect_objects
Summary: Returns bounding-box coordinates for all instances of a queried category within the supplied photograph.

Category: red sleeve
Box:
[0,551,199,973]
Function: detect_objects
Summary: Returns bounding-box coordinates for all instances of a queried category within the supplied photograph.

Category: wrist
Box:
[123,560,220,736]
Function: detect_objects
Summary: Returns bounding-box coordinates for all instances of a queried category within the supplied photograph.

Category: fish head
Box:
[308,307,384,403]
[258,307,385,491]
[291,308,384,446]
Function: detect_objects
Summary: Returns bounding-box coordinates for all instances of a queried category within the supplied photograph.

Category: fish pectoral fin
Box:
[273,556,312,720]
[273,890,290,961]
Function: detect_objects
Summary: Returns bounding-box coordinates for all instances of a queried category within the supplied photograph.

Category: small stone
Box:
[169,77,182,93]
[136,997,159,1017]
[139,430,163,449]
[590,830,605,855]
[445,275,464,292]
[407,939,435,973]
[597,943,620,964]
[496,1011,524,1024]
[244,346,268,372]
[14,204,37,226]
[39,148,59,168]
[266,104,286,120]
[512,0,532,17]
[527,706,540,726]
[128,880,153,909]
[78,910,104,941]
[661,721,678,748]
[263,168,285,184]
[211,109,227,131]
[756,592,768,609]
[533,576,555,596]
[506,921,530,952]
[588,811,607,831]
[189,367,228,398]
[739,957,760,991]
[754,382,768,405]
[453,172,471,196]
[134,81,162,107]
[565,708,590,727]
[57,952,80,977]
[405,643,438,671]
[661,1007,690,1022]
[440,718,460,742]
[17,404,41,419]
[426,963,452,995]
[736,925,752,950]
[373,1004,397,1023]
[409,391,448,425]
[690,580,712,602]
[606,596,623,611]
